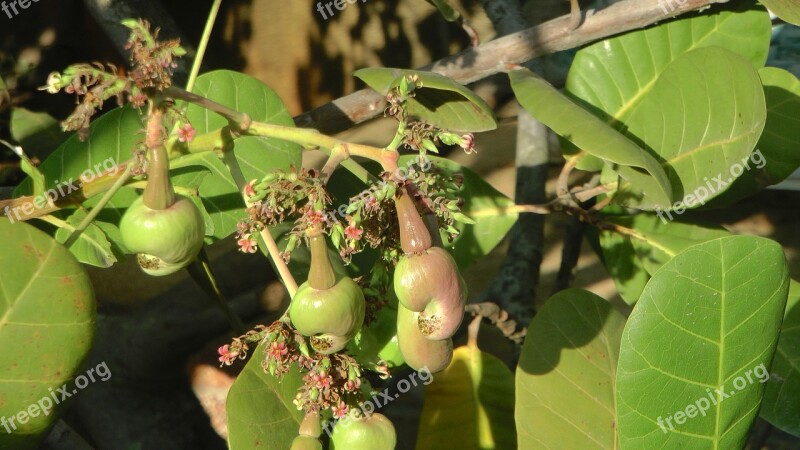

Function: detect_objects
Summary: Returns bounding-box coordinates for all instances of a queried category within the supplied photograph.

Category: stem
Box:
[320,144,349,184]
[386,121,407,151]
[165,86,251,128]
[222,141,300,298]
[187,248,247,335]
[307,229,336,290]
[556,152,584,207]
[259,227,299,298]
[143,108,175,210]
[186,0,223,92]
[64,165,133,248]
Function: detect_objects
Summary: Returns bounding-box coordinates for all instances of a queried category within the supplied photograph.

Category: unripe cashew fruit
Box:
[290,232,366,354]
[290,436,322,450]
[394,247,466,340]
[120,195,205,276]
[392,190,466,340]
[347,306,405,370]
[330,412,396,450]
[396,304,453,373]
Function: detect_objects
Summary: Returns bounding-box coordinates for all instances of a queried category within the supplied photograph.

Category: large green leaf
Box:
[181,70,302,240]
[226,344,304,449]
[417,344,516,450]
[761,0,800,25]
[616,236,789,449]
[14,106,143,198]
[516,289,625,449]
[398,156,516,271]
[599,215,731,305]
[761,279,800,436]
[710,67,800,206]
[0,218,96,449]
[618,47,766,210]
[10,108,68,158]
[565,3,770,170]
[510,68,673,209]
[354,68,497,132]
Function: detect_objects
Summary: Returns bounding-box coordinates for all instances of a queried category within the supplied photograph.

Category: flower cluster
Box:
[40,20,186,140]
[122,19,186,91]
[293,353,365,417]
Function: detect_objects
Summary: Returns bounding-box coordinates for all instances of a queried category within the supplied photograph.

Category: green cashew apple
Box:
[396,304,453,373]
[290,232,366,354]
[120,195,205,276]
[347,306,405,370]
[331,413,396,450]
[290,436,322,450]
[394,247,466,340]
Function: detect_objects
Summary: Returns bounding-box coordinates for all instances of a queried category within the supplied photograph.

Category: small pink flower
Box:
[218,345,237,366]
[244,181,256,198]
[331,401,349,419]
[177,123,196,143]
[344,224,363,240]
[238,236,257,253]
[459,133,476,154]
[269,341,288,359]
[364,196,380,212]
[344,378,362,392]
[313,371,332,389]
[306,209,327,226]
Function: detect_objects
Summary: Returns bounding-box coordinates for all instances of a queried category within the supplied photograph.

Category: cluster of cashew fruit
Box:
[393,189,466,372]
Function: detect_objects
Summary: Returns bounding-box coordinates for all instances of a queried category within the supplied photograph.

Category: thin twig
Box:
[64,164,133,247]
[186,0,222,92]
[294,0,730,134]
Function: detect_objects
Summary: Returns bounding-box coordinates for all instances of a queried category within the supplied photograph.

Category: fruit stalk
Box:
[143,108,176,210]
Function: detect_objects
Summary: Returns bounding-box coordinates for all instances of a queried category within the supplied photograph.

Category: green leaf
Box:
[0,218,96,449]
[616,236,789,449]
[226,344,304,449]
[354,68,497,132]
[760,0,800,25]
[398,156,516,271]
[710,67,800,206]
[760,279,800,436]
[53,210,117,268]
[14,106,143,199]
[509,68,673,209]
[182,70,302,239]
[598,227,650,305]
[617,47,766,210]
[565,3,771,170]
[607,215,731,274]
[10,108,68,158]
[516,288,625,449]
[416,344,516,450]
